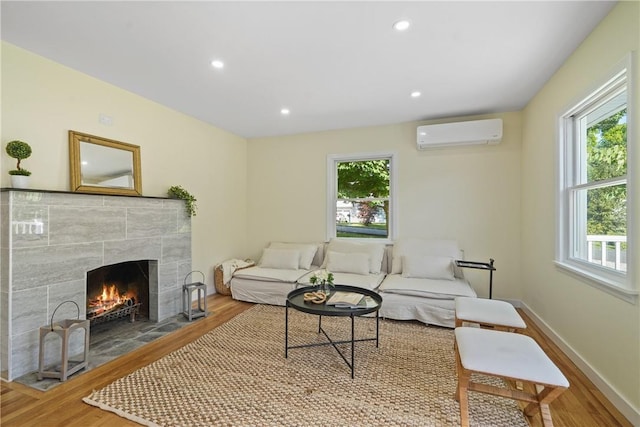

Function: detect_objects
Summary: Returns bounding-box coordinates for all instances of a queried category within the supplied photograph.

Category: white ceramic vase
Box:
[10,175,30,189]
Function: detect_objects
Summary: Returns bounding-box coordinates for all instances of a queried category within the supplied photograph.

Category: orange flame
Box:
[89,284,136,316]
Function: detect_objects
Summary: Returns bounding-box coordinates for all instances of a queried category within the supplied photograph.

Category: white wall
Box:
[247,112,523,300]
[0,42,249,290]
[521,1,640,421]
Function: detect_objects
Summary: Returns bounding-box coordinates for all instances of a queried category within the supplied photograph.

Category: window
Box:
[327,152,397,242]
[557,55,636,302]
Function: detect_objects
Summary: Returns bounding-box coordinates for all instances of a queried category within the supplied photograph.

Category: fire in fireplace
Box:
[86,261,150,324]
[88,284,139,322]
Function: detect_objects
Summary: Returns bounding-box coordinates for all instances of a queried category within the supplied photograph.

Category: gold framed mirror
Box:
[69,130,142,196]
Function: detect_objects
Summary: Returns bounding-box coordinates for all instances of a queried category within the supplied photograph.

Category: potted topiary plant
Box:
[5,140,32,188]
[168,185,197,217]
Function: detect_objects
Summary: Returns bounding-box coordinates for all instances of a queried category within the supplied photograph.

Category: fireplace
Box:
[1,189,193,381]
[87,261,151,324]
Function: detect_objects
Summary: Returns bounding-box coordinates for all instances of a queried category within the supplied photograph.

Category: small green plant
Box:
[9,169,31,176]
[168,185,197,217]
[5,140,32,176]
[309,269,334,286]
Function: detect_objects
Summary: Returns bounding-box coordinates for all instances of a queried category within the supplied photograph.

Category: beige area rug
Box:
[83,305,528,427]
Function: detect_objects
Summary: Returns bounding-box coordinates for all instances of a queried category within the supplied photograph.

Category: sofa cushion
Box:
[325,251,370,275]
[391,238,461,275]
[378,274,476,299]
[322,239,385,274]
[269,242,320,269]
[401,255,455,280]
[259,248,300,270]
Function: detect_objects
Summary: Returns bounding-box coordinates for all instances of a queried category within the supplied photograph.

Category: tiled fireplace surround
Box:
[0,189,192,380]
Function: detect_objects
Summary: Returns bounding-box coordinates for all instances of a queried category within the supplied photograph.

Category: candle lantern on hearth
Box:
[37,300,90,382]
[182,271,207,321]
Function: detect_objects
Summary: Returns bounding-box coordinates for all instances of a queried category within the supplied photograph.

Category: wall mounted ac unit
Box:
[417,118,503,150]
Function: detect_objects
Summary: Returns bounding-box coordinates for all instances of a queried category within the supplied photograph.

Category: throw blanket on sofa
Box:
[220,259,255,285]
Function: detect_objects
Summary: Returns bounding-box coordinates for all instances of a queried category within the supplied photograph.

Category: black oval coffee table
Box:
[285,285,383,378]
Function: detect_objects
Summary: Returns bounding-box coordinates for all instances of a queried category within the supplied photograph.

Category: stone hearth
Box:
[0,189,191,381]
[15,312,193,391]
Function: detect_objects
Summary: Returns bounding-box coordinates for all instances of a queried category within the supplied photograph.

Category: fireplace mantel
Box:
[1,187,171,199]
[1,189,192,380]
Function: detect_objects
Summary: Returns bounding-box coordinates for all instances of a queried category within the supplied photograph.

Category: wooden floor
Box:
[1,295,632,427]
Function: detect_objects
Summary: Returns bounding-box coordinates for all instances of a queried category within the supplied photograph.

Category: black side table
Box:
[455,259,496,299]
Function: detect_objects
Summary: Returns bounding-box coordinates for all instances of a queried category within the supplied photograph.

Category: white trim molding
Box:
[326,151,398,244]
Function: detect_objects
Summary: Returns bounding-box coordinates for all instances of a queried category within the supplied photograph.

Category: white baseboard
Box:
[520,302,640,426]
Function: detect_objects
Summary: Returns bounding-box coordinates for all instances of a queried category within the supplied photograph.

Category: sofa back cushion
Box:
[268,242,321,269]
[322,239,385,274]
[325,251,371,275]
[401,255,455,280]
[259,248,301,270]
[391,238,462,276]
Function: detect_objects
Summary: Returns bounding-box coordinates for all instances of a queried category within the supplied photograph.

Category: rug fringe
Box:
[82,396,160,427]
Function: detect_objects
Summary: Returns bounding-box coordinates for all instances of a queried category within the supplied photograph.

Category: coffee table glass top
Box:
[287,285,382,317]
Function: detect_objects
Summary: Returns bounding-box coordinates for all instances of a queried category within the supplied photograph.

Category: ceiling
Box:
[1,1,616,139]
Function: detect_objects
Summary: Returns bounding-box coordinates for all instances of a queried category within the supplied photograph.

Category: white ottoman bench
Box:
[454,327,569,427]
[455,296,526,331]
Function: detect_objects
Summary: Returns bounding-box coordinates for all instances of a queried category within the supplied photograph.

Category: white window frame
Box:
[326,152,397,244]
[556,53,637,303]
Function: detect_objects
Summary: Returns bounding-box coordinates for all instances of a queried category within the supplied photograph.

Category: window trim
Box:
[326,151,398,244]
[556,52,637,304]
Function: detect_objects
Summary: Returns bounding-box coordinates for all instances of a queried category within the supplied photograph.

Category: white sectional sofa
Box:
[230,238,478,328]
[231,240,388,305]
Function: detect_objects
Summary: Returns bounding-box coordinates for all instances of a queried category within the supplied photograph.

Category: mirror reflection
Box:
[80,141,134,188]
[69,131,142,196]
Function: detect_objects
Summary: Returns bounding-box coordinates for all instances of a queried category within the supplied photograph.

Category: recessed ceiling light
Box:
[210,59,224,69]
[411,91,421,98]
[281,108,290,115]
[393,20,411,32]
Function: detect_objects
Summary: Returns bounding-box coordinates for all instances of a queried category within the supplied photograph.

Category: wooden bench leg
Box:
[523,385,565,427]
[455,349,471,427]
[539,403,554,427]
